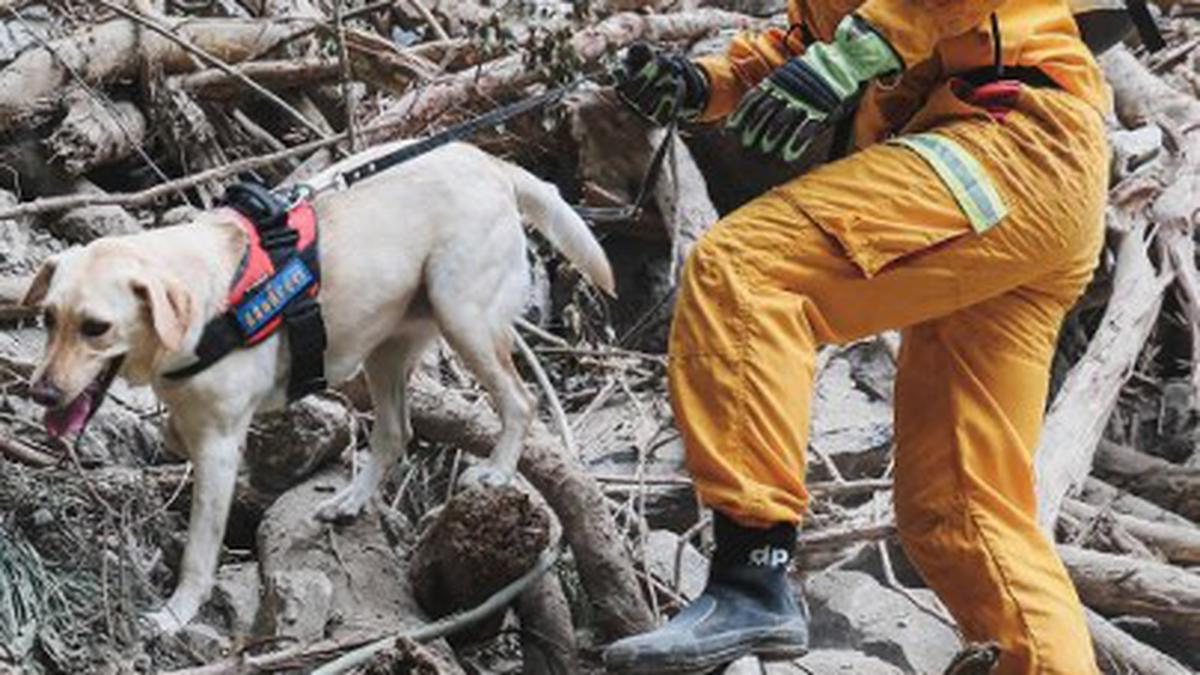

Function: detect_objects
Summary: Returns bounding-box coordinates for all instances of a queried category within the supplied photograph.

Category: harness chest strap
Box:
[164,192,327,402]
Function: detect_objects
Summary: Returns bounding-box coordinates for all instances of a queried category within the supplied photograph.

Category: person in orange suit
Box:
[605,1,1112,673]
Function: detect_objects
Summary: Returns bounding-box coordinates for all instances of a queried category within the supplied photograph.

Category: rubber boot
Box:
[604,512,809,673]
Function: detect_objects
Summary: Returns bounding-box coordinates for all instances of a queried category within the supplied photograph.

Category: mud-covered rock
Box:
[0,190,63,277]
[201,562,261,636]
[244,395,353,493]
[806,570,960,673]
[583,406,699,532]
[176,623,231,663]
[257,468,429,638]
[257,568,333,643]
[51,203,142,244]
[409,484,552,644]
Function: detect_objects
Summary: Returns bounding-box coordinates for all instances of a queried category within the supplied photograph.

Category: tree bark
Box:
[1080,477,1194,528]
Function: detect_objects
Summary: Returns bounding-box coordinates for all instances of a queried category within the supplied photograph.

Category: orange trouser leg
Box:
[668,86,1106,673]
[894,296,1097,674]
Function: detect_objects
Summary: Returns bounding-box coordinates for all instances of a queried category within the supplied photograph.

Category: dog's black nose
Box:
[29,380,63,408]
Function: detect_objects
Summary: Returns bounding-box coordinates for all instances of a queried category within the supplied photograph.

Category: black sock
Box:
[711,511,797,569]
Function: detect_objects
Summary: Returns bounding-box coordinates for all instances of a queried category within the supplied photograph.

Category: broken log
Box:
[407,375,655,639]
[1063,498,1200,565]
[1092,440,1200,521]
[1035,219,1172,530]
[0,18,300,132]
[516,572,578,675]
[1085,608,1192,675]
[1060,545,1200,643]
[46,89,147,176]
[1080,477,1194,528]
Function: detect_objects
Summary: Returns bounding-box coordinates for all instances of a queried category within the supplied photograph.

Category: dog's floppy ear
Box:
[132,272,193,352]
[21,257,58,307]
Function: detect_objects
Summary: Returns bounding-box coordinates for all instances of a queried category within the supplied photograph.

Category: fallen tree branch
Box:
[795,521,896,550]
[1063,498,1200,565]
[365,8,760,143]
[0,113,418,221]
[1092,440,1200,521]
[1061,545,1200,643]
[1080,477,1195,528]
[1035,219,1172,530]
[1085,607,1192,675]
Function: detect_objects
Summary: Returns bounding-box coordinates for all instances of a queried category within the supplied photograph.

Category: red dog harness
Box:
[165,184,327,401]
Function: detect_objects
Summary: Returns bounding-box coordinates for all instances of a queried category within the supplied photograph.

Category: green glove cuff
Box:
[801,15,903,98]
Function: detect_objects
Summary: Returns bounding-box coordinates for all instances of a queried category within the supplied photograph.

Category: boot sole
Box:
[605,626,809,674]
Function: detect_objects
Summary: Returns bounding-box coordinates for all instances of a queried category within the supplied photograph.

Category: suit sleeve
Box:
[854,0,1006,68]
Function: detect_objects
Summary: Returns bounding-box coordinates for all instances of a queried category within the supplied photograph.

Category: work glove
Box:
[614,43,710,126]
[727,15,902,163]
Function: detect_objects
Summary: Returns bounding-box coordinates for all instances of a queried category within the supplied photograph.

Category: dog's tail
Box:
[499,161,617,297]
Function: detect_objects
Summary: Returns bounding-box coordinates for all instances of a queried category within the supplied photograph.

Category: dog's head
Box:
[22,240,193,437]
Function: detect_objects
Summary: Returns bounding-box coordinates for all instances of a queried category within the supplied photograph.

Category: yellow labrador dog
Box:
[21,142,615,632]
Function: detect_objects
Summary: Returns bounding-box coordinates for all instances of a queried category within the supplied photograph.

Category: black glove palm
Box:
[615,43,710,126]
[727,15,902,163]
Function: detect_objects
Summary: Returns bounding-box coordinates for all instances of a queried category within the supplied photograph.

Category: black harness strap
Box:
[234,183,327,400]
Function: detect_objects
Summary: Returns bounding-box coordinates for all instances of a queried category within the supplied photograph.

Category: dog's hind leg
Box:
[315,328,435,522]
[439,315,534,487]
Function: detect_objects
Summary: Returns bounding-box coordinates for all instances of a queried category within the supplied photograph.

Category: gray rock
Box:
[806,570,960,674]
[784,650,906,674]
[583,406,699,532]
[257,568,333,643]
[244,395,353,493]
[176,623,232,663]
[256,468,429,638]
[642,529,708,601]
[202,563,262,636]
[0,190,63,277]
[0,6,52,65]
[811,357,893,459]
[50,204,142,244]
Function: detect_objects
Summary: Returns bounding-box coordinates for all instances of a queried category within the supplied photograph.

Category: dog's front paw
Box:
[457,464,513,489]
[315,486,370,523]
[141,608,187,635]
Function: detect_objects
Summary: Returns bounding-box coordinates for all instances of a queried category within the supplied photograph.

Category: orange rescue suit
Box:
[668,1,1109,673]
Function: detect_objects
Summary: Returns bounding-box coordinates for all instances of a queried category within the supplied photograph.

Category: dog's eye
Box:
[42,310,55,331]
[80,319,111,338]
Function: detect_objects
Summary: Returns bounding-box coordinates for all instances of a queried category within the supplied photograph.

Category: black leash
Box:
[340,81,582,187]
[335,79,678,223]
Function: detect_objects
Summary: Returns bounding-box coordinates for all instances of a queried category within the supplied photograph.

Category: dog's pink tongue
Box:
[44,393,93,438]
